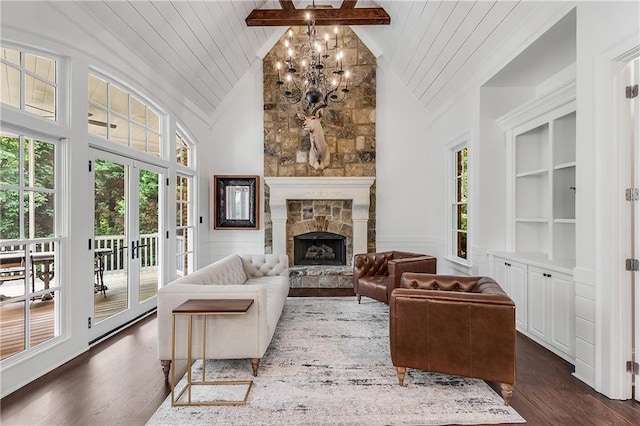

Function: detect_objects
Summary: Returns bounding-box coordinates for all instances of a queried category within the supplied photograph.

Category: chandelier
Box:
[275,10,350,107]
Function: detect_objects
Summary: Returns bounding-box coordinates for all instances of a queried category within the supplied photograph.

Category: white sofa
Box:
[157,253,290,379]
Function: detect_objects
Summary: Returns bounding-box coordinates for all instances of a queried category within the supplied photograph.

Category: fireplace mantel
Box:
[265,177,375,262]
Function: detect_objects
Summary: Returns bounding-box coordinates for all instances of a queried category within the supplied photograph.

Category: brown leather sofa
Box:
[353,251,437,304]
[389,273,516,405]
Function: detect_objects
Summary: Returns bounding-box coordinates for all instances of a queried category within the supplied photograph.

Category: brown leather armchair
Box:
[353,251,437,304]
[390,273,516,405]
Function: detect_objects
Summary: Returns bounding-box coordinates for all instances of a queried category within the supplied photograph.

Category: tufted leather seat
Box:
[352,251,437,304]
[390,273,516,405]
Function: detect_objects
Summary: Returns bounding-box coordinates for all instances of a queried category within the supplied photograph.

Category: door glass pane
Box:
[139,169,159,302]
[94,159,127,322]
[30,289,57,349]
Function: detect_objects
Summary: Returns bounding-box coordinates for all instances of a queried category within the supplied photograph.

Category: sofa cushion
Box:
[241,254,289,278]
[172,254,247,286]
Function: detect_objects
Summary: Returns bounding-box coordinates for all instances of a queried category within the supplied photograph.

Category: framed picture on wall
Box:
[213,175,260,230]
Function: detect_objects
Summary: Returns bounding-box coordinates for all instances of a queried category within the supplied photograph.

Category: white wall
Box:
[198,62,266,263]
[375,60,436,256]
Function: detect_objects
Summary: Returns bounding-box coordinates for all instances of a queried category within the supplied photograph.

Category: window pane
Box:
[148,132,160,156]
[176,134,189,167]
[0,135,20,185]
[110,113,129,145]
[131,96,146,125]
[457,231,467,259]
[176,203,182,227]
[88,104,108,138]
[25,53,55,82]
[88,74,107,107]
[131,123,146,152]
[0,245,26,298]
[1,63,20,109]
[110,85,129,116]
[1,190,20,239]
[457,177,467,202]
[25,75,55,120]
[1,48,20,65]
[25,139,55,189]
[0,299,26,360]
[148,108,160,133]
[457,204,467,231]
[30,290,57,348]
[25,191,54,238]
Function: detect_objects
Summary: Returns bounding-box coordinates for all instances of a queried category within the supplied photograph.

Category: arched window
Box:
[1,47,57,120]
[88,72,162,157]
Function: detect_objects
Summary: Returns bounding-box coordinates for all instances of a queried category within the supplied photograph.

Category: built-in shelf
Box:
[516,169,549,178]
[516,217,549,223]
[554,161,576,170]
[499,79,576,263]
[554,218,575,224]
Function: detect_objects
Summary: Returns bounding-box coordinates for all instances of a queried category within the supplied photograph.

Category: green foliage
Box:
[0,136,55,239]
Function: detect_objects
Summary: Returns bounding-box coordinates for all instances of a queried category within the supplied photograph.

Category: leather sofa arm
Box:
[387,256,437,301]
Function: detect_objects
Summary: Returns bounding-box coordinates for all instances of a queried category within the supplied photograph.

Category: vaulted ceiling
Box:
[48,1,568,116]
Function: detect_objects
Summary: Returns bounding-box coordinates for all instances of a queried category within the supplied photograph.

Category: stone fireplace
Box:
[263,27,376,291]
[264,177,375,267]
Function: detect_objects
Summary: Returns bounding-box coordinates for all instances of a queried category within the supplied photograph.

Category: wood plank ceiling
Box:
[56,1,558,116]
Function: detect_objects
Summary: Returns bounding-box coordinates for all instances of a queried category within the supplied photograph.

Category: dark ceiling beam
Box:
[341,1,358,9]
[245,7,390,26]
[279,1,295,11]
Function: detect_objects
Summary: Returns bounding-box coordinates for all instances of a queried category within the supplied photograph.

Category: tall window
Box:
[452,146,468,260]
[88,73,162,156]
[1,47,57,120]
[175,132,195,277]
[0,132,60,360]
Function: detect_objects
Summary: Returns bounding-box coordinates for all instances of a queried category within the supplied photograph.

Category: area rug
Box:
[147,297,525,425]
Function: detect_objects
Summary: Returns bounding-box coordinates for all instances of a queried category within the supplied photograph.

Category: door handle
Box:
[131,240,137,259]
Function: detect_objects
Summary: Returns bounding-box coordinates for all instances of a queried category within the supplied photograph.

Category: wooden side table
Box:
[171,298,254,406]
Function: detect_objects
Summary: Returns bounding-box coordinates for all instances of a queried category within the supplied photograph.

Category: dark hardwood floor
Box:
[2,297,640,425]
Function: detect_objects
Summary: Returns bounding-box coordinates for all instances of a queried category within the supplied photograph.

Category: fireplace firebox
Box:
[294,232,347,266]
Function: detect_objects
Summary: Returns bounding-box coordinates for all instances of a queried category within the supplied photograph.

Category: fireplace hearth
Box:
[294,231,347,266]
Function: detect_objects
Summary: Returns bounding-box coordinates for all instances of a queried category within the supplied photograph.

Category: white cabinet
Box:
[489,253,575,363]
[527,266,575,360]
[497,79,576,265]
[491,257,527,331]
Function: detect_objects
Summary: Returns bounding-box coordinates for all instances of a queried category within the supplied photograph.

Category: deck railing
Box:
[1,234,159,276]
[94,234,159,273]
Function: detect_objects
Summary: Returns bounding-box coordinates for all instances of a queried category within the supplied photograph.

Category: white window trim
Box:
[446,133,471,268]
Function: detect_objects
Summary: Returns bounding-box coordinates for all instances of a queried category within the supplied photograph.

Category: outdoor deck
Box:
[0,271,158,360]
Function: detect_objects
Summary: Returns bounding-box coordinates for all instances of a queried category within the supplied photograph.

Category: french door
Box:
[89,149,164,341]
